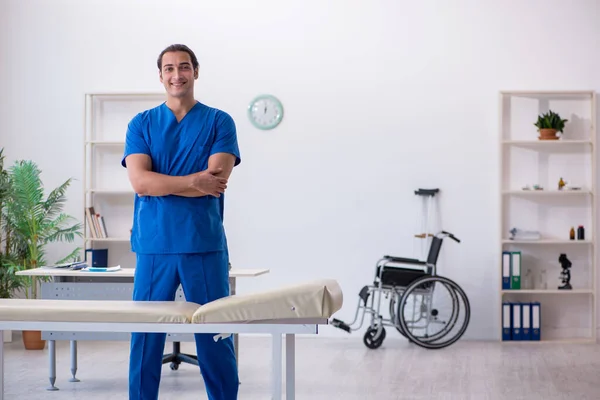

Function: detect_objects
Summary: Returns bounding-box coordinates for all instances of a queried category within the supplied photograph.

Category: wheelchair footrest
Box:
[330,318,351,333]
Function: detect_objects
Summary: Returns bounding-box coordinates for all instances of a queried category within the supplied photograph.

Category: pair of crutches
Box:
[413,188,440,262]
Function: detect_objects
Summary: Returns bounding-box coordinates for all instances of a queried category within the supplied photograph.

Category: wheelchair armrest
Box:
[382,255,426,266]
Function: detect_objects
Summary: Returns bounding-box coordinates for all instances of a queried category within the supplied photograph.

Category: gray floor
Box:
[2,332,599,399]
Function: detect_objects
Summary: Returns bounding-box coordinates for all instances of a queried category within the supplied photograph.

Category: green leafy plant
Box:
[0,148,26,299]
[3,159,82,299]
[534,110,568,132]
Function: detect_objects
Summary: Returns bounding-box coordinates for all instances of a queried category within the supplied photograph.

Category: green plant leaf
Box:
[3,159,82,280]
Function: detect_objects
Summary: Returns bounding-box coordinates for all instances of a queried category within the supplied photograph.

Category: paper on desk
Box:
[84,265,121,272]
[41,261,87,269]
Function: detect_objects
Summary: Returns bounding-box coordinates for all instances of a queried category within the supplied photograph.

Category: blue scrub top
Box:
[121,102,241,255]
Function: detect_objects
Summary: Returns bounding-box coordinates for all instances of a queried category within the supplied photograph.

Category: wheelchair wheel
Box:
[396,275,470,349]
[389,294,409,339]
[393,280,460,344]
[363,325,386,349]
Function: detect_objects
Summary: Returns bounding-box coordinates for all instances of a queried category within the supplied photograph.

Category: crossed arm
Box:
[125,152,237,198]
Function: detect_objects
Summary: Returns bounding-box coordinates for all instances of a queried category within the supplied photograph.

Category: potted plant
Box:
[0,149,26,343]
[3,159,82,350]
[534,110,568,140]
[0,149,24,296]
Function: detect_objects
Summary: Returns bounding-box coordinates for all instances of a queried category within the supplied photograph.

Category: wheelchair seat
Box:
[382,255,426,265]
[376,236,444,288]
[376,256,429,288]
[379,266,429,288]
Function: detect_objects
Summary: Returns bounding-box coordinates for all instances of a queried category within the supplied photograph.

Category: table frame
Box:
[15,267,269,391]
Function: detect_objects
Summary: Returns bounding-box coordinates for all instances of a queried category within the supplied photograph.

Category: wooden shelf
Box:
[499,90,597,344]
[502,337,595,344]
[83,92,164,264]
[502,239,593,245]
[502,289,593,294]
[502,189,593,196]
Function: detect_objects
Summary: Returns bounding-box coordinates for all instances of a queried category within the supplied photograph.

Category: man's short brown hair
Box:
[157,44,199,70]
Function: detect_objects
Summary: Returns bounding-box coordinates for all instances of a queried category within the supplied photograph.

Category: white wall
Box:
[1,0,599,340]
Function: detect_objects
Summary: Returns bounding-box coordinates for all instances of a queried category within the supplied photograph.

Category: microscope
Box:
[558,253,572,290]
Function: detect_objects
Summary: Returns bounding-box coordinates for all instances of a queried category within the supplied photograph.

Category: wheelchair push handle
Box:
[441,230,460,243]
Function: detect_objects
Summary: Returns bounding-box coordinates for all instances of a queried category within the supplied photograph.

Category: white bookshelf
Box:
[83,92,166,267]
[499,90,597,343]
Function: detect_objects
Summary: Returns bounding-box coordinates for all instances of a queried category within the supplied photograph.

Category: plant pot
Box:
[22,330,46,350]
[538,128,559,140]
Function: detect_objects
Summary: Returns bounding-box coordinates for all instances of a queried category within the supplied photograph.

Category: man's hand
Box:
[188,166,228,197]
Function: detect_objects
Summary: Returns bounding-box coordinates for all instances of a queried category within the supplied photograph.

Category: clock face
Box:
[248,95,283,130]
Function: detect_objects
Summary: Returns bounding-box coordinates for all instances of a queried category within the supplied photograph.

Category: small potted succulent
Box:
[534,110,568,140]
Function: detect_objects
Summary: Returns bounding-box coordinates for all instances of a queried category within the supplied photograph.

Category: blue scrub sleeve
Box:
[211,112,241,166]
[121,114,151,168]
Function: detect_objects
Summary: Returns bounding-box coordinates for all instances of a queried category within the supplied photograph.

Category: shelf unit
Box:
[83,92,166,268]
[499,90,597,343]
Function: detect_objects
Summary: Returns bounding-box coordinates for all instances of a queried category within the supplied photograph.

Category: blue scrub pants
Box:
[129,251,239,400]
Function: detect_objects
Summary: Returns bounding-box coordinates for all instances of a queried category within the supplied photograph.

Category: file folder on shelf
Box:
[501,250,521,290]
[521,302,531,340]
[502,302,512,340]
[511,251,521,289]
[502,252,511,290]
[531,301,541,341]
[512,302,522,340]
[502,301,541,341]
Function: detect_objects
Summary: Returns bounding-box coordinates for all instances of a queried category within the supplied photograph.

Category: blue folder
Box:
[521,302,532,340]
[531,302,541,341]
[502,251,511,290]
[512,302,522,340]
[502,302,512,340]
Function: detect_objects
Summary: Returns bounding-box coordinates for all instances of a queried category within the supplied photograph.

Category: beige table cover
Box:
[0,279,342,324]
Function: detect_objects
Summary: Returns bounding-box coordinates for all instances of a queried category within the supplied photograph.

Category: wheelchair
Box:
[331,230,470,350]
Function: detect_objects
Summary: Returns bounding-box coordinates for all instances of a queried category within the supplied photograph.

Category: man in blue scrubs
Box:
[121,44,241,400]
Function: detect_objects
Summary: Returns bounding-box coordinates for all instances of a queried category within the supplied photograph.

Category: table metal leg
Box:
[286,334,295,399]
[69,340,80,382]
[47,340,58,391]
[271,333,282,400]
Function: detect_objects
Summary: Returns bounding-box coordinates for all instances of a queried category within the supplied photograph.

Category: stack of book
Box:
[85,206,108,238]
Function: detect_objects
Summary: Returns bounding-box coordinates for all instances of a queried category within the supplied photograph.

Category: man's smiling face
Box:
[159,51,198,99]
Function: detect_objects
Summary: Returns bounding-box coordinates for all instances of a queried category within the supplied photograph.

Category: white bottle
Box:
[539,269,547,290]
[523,269,532,290]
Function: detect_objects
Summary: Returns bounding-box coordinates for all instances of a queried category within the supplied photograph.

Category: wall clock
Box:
[247,94,284,130]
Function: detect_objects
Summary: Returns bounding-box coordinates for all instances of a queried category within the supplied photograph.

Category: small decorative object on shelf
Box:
[523,269,533,290]
[558,253,572,290]
[577,225,585,240]
[534,109,568,140]
[558,177,566,190]
[569,227,575,240]
[538,268,548,290]
[522,184,544,191]
[509,227,541,241]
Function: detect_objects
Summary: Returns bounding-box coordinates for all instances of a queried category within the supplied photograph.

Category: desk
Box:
[16,267,269,390]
